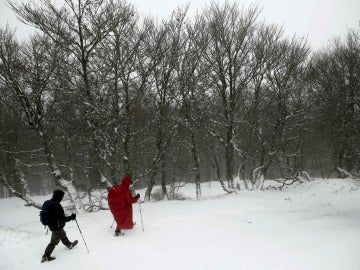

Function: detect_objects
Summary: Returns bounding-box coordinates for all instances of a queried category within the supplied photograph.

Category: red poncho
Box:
[108,175,138,229]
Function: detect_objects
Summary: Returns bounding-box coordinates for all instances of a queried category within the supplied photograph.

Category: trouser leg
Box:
[59,229,72,247]
[44,244,55,257]
[44,230,61,256]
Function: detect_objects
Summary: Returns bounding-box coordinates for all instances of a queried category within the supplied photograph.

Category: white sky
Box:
[0,0,359,50]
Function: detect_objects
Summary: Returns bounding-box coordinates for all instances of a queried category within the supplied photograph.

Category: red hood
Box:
[121,175,132,188]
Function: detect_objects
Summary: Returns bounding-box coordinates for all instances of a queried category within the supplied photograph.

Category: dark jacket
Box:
[47,190,72,231]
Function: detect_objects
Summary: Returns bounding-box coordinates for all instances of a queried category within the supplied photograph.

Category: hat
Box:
[121,175,132,187]
[52,190,65,202]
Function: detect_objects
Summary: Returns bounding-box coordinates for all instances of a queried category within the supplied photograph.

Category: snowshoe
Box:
[115,230,124,236]
[67,240,78,249]
[41,255,56,263]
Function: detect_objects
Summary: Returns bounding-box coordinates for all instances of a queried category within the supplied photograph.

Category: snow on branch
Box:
[205,126,226,146]
[213,154,234,194]
[272,178,298,189]
[81,190,109,212]
[296,170,312,183]
[253,166,264,190]
[169,181,187,200]
[100,173,112,189]
[336,167,354,179]
[272,170,313,189]
[0,172,42,209]
[0,148,44,154]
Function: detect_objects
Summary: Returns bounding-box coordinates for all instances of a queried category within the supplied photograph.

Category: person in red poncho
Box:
[108,175,140,236]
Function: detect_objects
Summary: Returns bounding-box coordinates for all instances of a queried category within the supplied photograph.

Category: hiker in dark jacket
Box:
[41,190,77,263]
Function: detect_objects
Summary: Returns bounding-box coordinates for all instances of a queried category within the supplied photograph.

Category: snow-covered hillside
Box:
[1,178,360,270]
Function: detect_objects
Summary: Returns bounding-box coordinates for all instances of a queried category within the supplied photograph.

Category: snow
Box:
[1,178,360,270]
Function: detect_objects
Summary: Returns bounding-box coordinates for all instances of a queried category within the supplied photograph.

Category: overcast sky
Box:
[1,0,359,50]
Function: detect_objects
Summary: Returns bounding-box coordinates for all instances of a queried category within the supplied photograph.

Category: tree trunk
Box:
[0,172,42,209]
[225,140,234,189]
[191,133,201,199]
[40,131,84,211]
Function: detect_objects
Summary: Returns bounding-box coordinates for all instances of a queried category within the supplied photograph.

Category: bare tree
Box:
[202,2,259,189]
[312,30,360,176]
[9,0,132,188]
[0,27,83,209]
[144,7,188,201]
[98,10,158,181]
[0,169,42,209]
[258,36,310,187]
[237,23,283,189]
[176,16,209,199]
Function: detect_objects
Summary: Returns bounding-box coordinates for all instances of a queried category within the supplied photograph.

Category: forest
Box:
[0,0,359,210]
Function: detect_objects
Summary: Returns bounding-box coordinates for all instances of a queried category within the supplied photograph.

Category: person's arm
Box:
[125,190,139,204]
[65,213,76,222]
[60,205,76,222]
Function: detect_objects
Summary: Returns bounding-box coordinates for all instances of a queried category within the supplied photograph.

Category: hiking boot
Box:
[41,255,56,263]
[115,230,124,236]
[67,240,78,249]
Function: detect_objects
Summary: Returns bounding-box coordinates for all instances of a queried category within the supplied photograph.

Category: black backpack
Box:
[40,200,52,226]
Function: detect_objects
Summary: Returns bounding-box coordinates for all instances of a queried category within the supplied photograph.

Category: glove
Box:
[70,213,76,220]
[136,194,140,199]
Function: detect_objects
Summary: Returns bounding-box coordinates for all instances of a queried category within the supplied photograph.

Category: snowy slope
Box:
[1,178,360,270]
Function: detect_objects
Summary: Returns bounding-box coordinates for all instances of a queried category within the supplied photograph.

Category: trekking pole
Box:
[138,201,144,232]
[110,219,115,228]
[75,219,90,253]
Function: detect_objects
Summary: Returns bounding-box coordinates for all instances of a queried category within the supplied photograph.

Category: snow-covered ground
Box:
[1,178,360,270]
